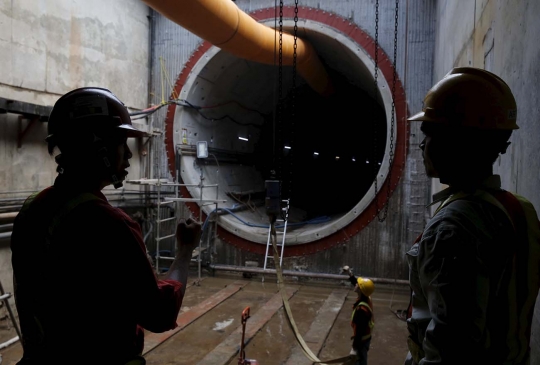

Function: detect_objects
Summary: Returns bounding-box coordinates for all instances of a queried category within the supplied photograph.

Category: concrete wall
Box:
[0,0,151,295]
[0,0,150,107]
[433,0,540,362]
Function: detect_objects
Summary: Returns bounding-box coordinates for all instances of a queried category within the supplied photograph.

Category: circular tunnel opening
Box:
[165,8,406,250]
[254,69,387,220]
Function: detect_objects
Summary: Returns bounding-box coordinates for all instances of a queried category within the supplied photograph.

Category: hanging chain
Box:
[285,0,299,207]
[372,0,381,215]
[373,0,398,222]
[276,1,284,184]
[382,0,399,221]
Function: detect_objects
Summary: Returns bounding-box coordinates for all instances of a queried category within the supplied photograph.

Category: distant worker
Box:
[404,67,540,365]
[11,87,202,365]
[342,266,375,365]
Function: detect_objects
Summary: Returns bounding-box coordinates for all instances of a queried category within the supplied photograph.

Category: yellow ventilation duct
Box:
[142,0,335,96]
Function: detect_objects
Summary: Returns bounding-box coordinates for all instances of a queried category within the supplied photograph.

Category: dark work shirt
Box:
[406,175,540,364]
[11,175,183,364]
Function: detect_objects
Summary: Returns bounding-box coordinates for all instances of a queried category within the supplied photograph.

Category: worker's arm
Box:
[141,217,200,333]
[164,217,202,296]
[342,265,358,286]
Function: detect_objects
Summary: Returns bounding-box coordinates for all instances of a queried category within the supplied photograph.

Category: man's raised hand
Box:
[175,217,202,257]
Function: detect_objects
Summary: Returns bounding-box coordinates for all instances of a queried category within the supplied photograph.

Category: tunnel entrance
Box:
[253,69,386,220]
[164,7,407,252]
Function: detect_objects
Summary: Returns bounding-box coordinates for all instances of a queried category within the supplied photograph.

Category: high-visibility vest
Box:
[351,300,374,341]
[406,188,540,363]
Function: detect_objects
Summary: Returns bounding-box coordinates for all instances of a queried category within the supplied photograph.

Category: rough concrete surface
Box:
[0,271,410,365]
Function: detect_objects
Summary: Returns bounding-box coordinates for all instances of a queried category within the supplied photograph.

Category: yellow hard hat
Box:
[408,67,518,130]
[356,277,375,297]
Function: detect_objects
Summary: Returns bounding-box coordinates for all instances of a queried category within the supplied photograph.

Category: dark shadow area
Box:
[254,68,387,219]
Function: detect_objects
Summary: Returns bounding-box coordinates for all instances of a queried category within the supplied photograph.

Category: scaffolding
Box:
[126,175,225,284]
[0,279,21,350]
[127,98,226,281]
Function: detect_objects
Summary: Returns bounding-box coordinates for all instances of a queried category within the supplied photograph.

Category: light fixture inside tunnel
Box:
[166,10,406,250]
[196,141,208,159]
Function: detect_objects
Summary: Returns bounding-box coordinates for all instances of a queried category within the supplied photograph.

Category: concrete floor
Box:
[0,271,410,365]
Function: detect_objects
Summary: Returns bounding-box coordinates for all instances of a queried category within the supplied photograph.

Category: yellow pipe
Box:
[142,0,334,96]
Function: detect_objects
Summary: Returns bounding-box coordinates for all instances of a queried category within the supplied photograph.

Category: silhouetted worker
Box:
[404,67,540,365]
[11,87,201,365]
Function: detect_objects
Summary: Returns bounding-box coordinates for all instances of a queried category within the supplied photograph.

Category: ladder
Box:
[0,279,21,350]
[125,177,181,275]
[126,146,226,285]
[154,177,180,275]
[160,180,225,285]
[127,177,224,284]
[263,199,290,272]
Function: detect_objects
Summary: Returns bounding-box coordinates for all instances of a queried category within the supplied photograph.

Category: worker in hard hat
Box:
[10,87,202,365]
[404,67,540,365]
[342,266,375,365]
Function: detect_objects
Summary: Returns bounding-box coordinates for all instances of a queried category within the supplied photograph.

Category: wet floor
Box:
[0,271,410,365]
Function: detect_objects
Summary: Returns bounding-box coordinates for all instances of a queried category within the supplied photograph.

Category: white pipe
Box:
[209,264,409,285]
[0,336,19,350]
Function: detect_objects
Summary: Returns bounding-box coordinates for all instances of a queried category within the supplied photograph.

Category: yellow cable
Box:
[270,222,356,365]
[159,57,166,105]
[162,60,179,100]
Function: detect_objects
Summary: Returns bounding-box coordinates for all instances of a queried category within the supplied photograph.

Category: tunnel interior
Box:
[172,20,395,245]
[253,69,387,220]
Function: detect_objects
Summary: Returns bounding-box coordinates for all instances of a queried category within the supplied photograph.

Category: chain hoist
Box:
[372,0,380,214]
[274,0,298,221]
[275,0,284,186]
[266,5,357,364]
[373,0,399,222]
[285,0,298,215]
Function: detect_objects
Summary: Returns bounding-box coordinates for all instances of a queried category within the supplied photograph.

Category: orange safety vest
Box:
[351,300,374,341]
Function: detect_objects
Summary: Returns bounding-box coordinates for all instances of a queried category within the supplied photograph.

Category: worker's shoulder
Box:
[58,191,133,225]
[511,193,540,216]
[433,197,504,224]
[426,198,514,241]
[75,195,128,216]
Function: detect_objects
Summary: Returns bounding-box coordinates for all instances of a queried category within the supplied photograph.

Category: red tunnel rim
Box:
[164,6,410,257]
